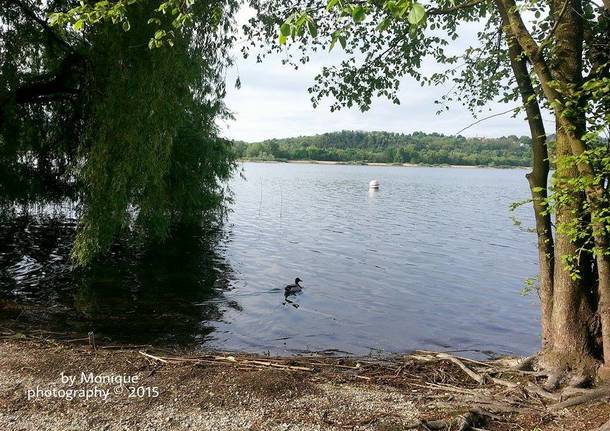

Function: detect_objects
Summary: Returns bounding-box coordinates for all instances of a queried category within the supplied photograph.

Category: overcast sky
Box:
[220,12,554,143]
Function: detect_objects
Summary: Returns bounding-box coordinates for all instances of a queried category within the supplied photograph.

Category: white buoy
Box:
[368,179,380,190]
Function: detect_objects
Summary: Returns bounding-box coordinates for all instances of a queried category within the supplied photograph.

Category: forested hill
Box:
[233,131,533,167]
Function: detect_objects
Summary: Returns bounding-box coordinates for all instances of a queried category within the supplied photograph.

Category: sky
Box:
[220,10,554,143]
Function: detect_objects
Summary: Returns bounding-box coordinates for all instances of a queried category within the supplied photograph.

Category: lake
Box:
[0,162,541,357]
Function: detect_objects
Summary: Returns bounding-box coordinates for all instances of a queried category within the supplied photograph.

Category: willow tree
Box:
[0,0,238,265]
[243,0,610,379]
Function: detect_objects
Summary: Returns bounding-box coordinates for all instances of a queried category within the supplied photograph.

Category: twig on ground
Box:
[139,351,169,363]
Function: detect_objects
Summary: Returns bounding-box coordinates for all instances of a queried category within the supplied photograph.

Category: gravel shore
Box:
[1,338,608,430]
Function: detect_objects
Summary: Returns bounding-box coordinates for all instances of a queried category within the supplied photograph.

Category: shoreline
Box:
[237,159,531,170]
[1,335,608,430]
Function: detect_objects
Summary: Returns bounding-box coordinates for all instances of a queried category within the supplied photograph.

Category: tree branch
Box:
[495,0,560,105]
[428,0,488,15]
[0,52,83,126]
[5,0,74,53]
[540,0,571,48]
[454,107,518,135]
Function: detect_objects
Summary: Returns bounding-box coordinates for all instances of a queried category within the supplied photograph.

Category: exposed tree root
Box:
[568,374,591,388]
[549,386,610,411]
[511,354,538,371]
[421,410,487,430]
[398,409,493,431]
[543,372,563,391]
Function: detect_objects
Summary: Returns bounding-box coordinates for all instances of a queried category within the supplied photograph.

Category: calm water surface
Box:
[0,162,540,356]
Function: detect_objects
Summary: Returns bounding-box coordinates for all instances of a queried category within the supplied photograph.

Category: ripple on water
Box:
[1,164,540,357]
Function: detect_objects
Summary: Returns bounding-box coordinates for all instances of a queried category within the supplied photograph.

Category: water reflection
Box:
[0,216,238,345]
[1,163,542,357]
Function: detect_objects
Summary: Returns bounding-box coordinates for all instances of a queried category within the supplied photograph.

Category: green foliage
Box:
[1,0,238,265]
[244,0,501,113]
[48,0,200,48]
[539,68,610,280]
[544,142,610,280]
[233,131,533,167]
[520,276,540,297]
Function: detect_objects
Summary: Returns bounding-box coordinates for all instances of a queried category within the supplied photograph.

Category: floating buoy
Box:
[368,179,380,190]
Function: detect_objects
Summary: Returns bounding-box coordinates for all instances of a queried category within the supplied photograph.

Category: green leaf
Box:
[48,13,60,27]
[329,33,338,51]
[73,19,84,31]
[326,0,340,11]
[352,5,366,23]
[295,13,307,27]
[306,20,318,37]
[376,17,391,31]
[408,3,426,25]
[279,33,287,45]
[122,20,130,31]
[280,22,291,36]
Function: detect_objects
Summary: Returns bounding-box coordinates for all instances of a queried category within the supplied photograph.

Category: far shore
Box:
[238,158,531,170]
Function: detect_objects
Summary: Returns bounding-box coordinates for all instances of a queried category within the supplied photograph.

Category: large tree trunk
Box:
[498,0,607,372]
[550,126,597,368]
[498,2,554,351]
[549,0,610,371]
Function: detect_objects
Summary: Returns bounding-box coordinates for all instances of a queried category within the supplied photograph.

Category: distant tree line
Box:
[233,131,533,167]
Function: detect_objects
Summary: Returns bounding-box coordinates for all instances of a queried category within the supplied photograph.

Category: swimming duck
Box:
[284,277,303,294]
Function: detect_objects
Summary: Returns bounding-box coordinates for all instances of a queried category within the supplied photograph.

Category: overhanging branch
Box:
[428,0,488,16]
[5,0,75,53]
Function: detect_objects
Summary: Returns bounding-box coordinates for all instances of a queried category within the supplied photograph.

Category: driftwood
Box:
[139,351,168,363]
[435,352,519,389]
[416,350,494,368]
[436,353,490,385]
[138,351,315,372]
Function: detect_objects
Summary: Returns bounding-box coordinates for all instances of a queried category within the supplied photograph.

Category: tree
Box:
[235,130,533,166]
[244,0,610,377]
[0,0,238,265]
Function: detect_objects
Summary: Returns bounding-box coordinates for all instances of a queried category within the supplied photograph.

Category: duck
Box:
[284,277,303,294]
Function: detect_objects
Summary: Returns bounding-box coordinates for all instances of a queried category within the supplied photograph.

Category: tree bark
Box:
[497,1,554,351]
[496,0,610,370]
[548,0,610,369]
[551,125,597,364]
[0,53,82,127]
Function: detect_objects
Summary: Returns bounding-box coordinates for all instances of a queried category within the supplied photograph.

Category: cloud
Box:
[221,11,554,142]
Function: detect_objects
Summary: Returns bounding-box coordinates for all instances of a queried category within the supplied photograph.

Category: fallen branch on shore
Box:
[138,351,315,372]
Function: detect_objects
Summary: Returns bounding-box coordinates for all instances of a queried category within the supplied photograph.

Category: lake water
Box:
[0,162,541,357]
